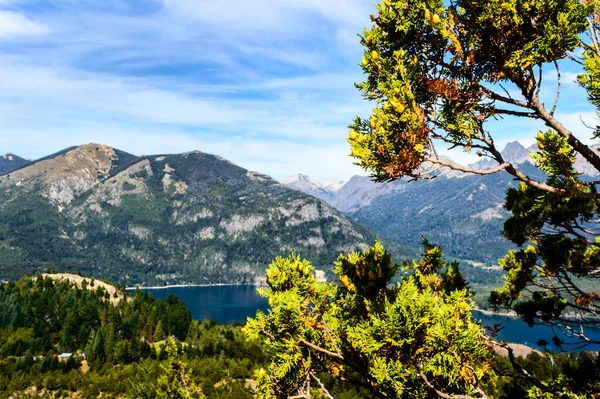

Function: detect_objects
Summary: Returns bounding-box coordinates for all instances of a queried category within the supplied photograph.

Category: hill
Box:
[0,144,413,285]
[0,153,29,175]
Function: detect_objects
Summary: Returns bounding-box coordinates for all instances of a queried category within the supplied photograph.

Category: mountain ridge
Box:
[0,153,30,175]
[0,143,416,286]
[280,141,563,265]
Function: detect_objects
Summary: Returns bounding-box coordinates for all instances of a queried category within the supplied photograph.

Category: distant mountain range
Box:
[281,174,344,205]
[283,141,599,265]
[0,144,415,286]
[0,154,29,174]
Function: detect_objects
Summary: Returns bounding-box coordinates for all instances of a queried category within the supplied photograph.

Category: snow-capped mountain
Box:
[280,174,344,204]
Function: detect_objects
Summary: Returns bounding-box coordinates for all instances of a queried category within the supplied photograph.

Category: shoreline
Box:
[126,283,265,290]
[473,307,519,318]
[124,284,520,319]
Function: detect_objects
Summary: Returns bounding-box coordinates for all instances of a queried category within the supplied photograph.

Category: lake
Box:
[129,285,600,352]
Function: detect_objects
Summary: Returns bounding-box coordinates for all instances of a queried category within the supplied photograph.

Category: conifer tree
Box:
[348,0,600,349]
[154,320,164,343]
[104,324,115,363]
[155,336,203,399]
[91,328,105,368]
[246,241,493,398]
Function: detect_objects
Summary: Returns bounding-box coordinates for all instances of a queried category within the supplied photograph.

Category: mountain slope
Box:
[280,174,343,204]
[0,153,29,174]
[339,147,546,264]
[0,145,410,285]
[283,142,552,265]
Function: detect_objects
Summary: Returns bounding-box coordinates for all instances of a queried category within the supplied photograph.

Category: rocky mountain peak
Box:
[0,144,138,204]
[281,174,311,184]
[281,174,344,204]
[501,141,529,163]
[0,153,30,175]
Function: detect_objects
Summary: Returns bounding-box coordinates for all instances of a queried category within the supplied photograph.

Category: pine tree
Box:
[91,328,105,369]
[84,329,96,365]
[104,324,115,363]
[186,321,199,346]
[154,336,203,399]
[154,320,164,343]
[245,241,492,399]
[347,0,600,352]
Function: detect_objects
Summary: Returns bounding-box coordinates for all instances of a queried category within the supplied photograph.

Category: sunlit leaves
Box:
[245,241,492,398]
[349,0,589,181]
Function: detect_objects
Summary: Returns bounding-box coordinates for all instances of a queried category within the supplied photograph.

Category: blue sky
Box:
[0,0,597,181]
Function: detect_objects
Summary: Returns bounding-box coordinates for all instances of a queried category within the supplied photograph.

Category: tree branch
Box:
[426,159,510,175]
[310,372,335,399]
[300,339,344,360]
[479,86,529,108]
[551,61,561,116]
[482,335,575,398]
[529,96,600,173]
[493,109,537,118]
[415,363,489,399]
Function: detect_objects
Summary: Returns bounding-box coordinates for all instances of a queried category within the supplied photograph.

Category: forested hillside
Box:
[0,144,414,286]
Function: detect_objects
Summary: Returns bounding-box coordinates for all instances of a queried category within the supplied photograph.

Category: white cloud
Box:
[543,69,581,85]
[0,11,48,38]
[0,124,364,180]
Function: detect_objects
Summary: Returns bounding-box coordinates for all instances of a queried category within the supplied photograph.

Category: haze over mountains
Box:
[282,141,598,264]
[0,144,398,286]
[0,154,29,174]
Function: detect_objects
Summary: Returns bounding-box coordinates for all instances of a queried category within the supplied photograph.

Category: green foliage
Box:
[0,275,189,362]
[349,0,600,350]
[154,337,203,399]
[245,241,492,398]
[348,0,589,181]
[0,276,271,399]
[490,350,600,398]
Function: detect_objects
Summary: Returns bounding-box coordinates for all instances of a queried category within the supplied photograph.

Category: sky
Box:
[0,0,597,181]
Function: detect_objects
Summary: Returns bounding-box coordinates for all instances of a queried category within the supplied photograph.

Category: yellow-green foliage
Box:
[349,0,600,357]
[245,241,493,398]
[348,0,590,181]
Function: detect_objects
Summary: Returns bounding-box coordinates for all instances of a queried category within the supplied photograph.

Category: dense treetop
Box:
[348,0,600,350]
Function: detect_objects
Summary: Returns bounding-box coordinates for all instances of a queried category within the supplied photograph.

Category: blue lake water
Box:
[130,285,600,352]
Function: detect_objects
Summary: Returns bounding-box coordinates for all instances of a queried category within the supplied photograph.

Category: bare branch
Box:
[493,109,537,118]
[300,339,344,360]
[310,372,335,399]
[588,17,600,56]
[551,61,561,116]
[426,159,510,175]
[479,86,529,108]
[415,363,489,399]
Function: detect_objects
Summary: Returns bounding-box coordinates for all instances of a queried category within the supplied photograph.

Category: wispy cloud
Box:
[0,11,48,38]
[0,0,594,182]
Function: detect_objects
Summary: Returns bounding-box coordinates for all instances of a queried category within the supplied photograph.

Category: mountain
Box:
[283,142,553,265]
[467,141,532,170]
[0,153,29,174]
[0,144,413,286]
[280,174,343,204]
[347,163,546,264]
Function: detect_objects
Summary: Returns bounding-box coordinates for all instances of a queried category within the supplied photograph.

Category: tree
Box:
[348,0,600,349]
[154,336,203,399]
[245,241,494,399]
[154,320,164,343]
